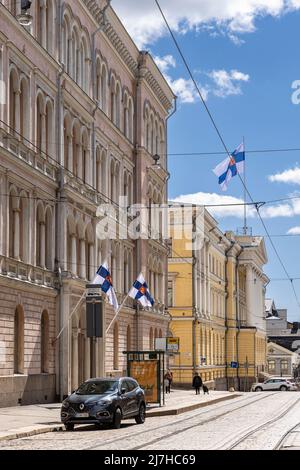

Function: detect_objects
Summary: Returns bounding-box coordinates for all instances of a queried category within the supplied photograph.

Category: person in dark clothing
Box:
[192,373,203,395]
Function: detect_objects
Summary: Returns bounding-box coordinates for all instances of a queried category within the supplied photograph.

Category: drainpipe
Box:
[165,96,177,313]
[192,206,197,375]
[55,0,66,402]
[224,240,235,390]
[235,247,244,391]
[91,0,111,189]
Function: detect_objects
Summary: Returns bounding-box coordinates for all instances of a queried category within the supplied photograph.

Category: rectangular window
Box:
[168,280,173,307]
[268,360,275,373]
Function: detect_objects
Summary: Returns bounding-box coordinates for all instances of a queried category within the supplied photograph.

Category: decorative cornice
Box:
[82,0,173,112]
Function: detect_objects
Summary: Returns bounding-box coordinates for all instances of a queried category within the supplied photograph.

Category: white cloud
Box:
[208,69,250,98]
[269,167,300,185]
[153,55,248,102]
[112,0,300,48]
[172,191,256,218]
[172,191,300,219]
[154,54,176,73]
[287,226,300,234]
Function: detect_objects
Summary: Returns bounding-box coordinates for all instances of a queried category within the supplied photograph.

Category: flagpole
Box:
[52,292,86,345]
[106,293,130,334]
[243,136,247,235]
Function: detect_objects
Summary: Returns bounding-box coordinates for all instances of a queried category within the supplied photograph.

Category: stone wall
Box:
[0,374,56,407]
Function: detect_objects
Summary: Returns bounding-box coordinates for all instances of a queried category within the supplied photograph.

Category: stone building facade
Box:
[0,0,175,406]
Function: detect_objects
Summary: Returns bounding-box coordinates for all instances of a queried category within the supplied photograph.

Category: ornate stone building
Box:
[0,0,175,406]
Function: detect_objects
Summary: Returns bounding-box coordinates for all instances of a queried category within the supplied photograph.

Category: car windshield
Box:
[76,380,119,395]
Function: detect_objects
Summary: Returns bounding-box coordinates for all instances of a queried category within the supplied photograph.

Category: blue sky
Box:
[113,1,300,321]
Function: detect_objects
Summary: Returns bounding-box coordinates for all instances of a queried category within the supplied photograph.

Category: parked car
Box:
[251,377,298,392]
[61,377,146,431]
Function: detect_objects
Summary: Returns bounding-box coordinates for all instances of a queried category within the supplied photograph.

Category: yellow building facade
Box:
[168,208,269,391]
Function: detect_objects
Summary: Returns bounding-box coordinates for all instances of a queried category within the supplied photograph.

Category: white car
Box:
[252,378,298,392]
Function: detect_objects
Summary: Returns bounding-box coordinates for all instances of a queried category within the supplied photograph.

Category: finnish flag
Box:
[128,273,154,308]
[213,143,245,191]
[92,262,119,312]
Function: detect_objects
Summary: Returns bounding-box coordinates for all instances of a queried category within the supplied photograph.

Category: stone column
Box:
[14,90,21,136]
[13,208,20,259]
[40,1,47,48]
[71,235,77,274]
[89,244,94,281]
[79,239,86,279]
[68,135,73,171]
[39,221,45,268]
[84,337,90,380]
[41,112,46,154]
[72,330,79,390]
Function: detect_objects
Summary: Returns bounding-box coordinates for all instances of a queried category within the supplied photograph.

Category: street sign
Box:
[155,337,180,353]
[231,361,238,368]
[166,337,180,353]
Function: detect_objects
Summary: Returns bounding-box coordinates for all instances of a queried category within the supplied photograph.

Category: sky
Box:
[113,0,300,321]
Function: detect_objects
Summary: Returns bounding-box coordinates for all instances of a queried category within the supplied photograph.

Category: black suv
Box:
[61,377,146,431]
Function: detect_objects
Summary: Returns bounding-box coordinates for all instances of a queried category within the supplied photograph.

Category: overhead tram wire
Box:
[168,147,300,157]
[154,0,300,312]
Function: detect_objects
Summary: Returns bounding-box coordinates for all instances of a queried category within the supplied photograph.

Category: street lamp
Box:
[17,0,32,26]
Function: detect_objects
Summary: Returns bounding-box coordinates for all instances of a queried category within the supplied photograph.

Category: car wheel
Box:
[255,387,263,392]
[65,423,74,431]
[112,408,122,429]
[280,385,288,391]
[135,403,146,425]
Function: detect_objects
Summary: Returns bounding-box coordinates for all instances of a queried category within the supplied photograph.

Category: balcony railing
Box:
[0,126,57,181]
[0,255,56,289]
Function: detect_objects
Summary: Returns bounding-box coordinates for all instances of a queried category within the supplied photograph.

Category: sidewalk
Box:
[147,389,241,416]
[0,389,241,442]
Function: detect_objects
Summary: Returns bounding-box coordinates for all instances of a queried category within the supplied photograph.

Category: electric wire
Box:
[154,0,300,312]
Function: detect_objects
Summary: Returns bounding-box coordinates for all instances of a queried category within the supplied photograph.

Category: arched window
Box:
[67,217,76,273]
[126,325,131,351]
[85,224,94,281]
[81,129,89,184]
[45,207,52,270]
[19,192,29,263]
[36,93,45,152]
[9,68,19,136]
[14,306,24,374]
[123,249,128,293]
[128,98,134,143]
[36,203,45,268]
[72,121,80,178]
[45,100,54,158]
[113,322,119,370]
[20,77,29,140]
[46,0,54,54]
[124,94,129,138]
[81,35,90,94]
[62,15,71,72]
[110,76,116,124]
[41,310,49,373]
[63,114,72,171]
[101,64,107,113]
[9,188,18,259]
[110,160,115,202]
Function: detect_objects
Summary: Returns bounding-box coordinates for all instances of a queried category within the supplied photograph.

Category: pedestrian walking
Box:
[192,373,203,395]
[164,369,173,394]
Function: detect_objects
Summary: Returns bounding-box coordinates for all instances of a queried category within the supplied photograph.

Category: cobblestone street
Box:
[1,392,300,450]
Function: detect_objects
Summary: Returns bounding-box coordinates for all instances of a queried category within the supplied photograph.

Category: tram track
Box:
[273,422,300,450]
[86,392,279,450]
[215,396,300,450]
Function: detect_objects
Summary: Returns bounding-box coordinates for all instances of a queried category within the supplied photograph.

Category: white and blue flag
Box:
[92,262,119,312]
[128,273,154,308]
[213,143,245,191]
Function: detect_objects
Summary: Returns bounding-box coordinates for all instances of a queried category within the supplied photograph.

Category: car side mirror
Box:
[121,388,126,395]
